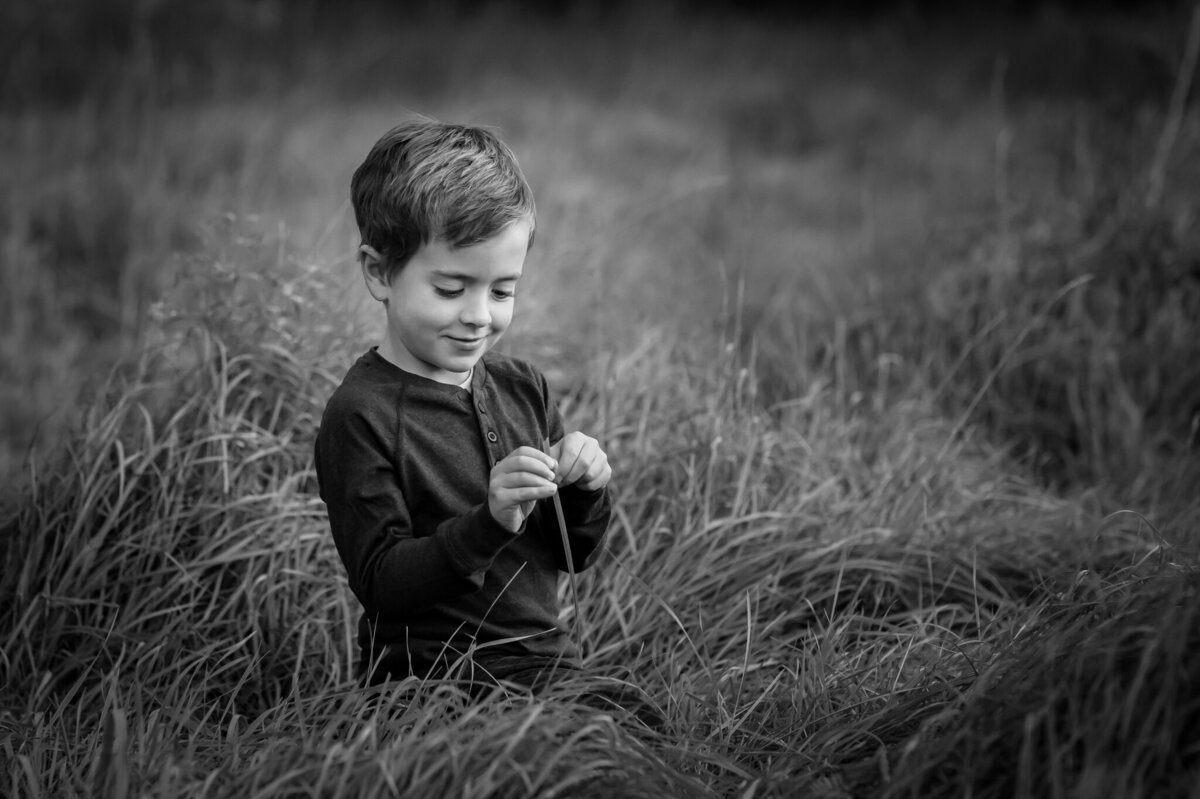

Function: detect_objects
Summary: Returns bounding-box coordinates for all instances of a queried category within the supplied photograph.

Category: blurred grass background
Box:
[2,0,1195,507]
[2,1,1199,796]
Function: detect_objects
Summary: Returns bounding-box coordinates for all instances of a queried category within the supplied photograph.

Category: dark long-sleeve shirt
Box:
[314,348,610,679]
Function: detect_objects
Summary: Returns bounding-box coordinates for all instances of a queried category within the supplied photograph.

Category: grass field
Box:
[2,3,1199,796]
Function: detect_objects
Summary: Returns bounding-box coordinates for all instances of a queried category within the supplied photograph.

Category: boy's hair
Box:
[351,118,536,281]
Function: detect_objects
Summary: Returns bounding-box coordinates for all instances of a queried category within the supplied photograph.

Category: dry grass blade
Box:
[545,437,584,658]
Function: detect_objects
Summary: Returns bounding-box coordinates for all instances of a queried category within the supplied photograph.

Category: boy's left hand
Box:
[549,432,611,491]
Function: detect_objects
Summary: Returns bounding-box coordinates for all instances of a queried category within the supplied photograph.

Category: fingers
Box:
[489,448,559,532]
[549,438,584,484]
[577,459,612,492]
[492,484,557,512]
[558,445,593,485]
[490,466,558,497]
[491,449,558,502]
[549,432,610,490]
[495,446,557,482]
[489,437,609,531]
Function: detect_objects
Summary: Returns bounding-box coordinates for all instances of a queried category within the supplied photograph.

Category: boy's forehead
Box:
[413,226,529,280]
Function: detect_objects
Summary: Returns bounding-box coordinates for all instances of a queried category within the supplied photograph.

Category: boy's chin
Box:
[437,353,484,374]
[450,349,485,366]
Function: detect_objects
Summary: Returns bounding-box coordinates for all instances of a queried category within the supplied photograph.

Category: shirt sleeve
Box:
[315,395,522,618]
[538,374,611,573]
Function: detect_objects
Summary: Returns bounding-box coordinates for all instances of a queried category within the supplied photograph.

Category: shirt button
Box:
[477,403,487,415]
[486,431,498,443]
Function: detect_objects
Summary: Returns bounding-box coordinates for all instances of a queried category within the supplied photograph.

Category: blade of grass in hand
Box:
[545,438,584,656]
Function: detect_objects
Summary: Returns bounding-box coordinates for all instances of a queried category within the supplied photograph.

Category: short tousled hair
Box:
[351,118,536,281]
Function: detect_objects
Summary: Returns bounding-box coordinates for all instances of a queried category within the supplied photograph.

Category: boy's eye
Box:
[492,287,516,300]
[434,286,463,298]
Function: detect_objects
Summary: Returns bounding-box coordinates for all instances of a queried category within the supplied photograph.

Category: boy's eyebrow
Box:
[431,269,522,281]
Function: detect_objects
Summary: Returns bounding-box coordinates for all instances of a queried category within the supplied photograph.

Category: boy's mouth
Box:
[447,335,487,347]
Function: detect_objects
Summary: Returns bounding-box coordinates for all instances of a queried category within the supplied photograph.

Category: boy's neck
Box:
[374,344,475,387]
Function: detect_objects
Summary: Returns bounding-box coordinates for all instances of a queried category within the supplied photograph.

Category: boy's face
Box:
[361,217,532,384]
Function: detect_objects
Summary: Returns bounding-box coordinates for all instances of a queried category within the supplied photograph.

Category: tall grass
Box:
[3,4,1199,797]
[882,562,1200,798]
[805,14,1200,509]
[4,217,1193,796]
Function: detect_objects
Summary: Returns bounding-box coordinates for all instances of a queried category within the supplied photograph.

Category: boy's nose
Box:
[460,295,491,327]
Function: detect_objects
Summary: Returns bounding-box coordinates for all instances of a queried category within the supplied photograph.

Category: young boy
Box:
[315,119,612,692]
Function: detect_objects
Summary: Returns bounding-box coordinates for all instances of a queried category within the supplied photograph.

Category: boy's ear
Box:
[359,245,391,302]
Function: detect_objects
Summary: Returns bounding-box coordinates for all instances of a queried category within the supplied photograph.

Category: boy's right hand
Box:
[488,446,558,533]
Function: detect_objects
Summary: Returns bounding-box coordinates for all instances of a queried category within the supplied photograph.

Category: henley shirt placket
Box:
[473,370,507,468]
